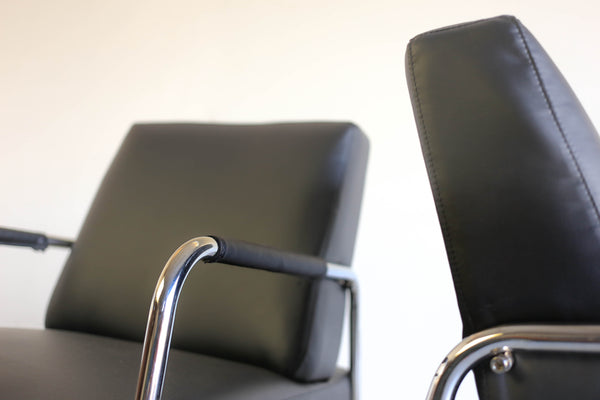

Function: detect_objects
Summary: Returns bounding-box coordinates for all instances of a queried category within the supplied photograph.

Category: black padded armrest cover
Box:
[207,236,327,278]
[0,227,48,251]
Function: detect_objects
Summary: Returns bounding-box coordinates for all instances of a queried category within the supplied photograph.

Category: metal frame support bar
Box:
[426,324,600,400]
[46,237,74,248]
[0,226,73,250]
[326,263,359,400]
[347,278,359,400]
[136,237,358,400]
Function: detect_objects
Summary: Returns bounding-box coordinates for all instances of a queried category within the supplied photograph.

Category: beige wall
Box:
[2,1,600,398]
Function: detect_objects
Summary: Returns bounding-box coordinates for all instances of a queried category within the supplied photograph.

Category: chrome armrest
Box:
[135,236,359,400]
[426,324,600,400]
[0,226,73,250]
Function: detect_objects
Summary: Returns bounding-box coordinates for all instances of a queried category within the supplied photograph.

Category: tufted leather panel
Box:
[407,15,600,399]
[45,122,368,383]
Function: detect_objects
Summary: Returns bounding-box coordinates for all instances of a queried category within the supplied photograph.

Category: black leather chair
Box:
[0,122,368,400]
[407,16,600,400]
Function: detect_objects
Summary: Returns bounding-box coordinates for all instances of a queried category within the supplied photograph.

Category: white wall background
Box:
[1,1,600,398]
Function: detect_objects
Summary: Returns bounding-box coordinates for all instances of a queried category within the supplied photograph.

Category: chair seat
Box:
[0,328,350,399]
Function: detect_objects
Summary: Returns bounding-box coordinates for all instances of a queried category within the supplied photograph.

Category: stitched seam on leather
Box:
[513,20,600,232]
[407,40,474,333]
[414,20,486,40]
[412,15,511,41]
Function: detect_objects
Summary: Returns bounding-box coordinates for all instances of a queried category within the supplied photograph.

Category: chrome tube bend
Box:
[426,324,600,400]
[135,236,218,400]
[135,237,359,400]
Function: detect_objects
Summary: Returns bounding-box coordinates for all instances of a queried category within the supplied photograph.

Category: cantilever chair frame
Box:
[0,228,359,400]
[426,325,600,400]
[17,225,600,400]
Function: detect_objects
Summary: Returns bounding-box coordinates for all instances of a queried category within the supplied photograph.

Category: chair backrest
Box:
[46,122,369,382]
[407,15,600,398]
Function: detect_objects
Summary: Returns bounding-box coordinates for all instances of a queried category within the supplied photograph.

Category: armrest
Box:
[135,235,358,400]
[206,235,328,277]
[427,324,600,400]
[0,226,73,250]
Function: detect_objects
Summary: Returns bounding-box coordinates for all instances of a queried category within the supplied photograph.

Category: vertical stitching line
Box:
[414,18,493,39]
[513,20,600,232]
[408,40,475,333]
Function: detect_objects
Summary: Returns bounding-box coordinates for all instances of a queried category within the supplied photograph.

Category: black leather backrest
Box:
[407,16,600,336]
[46,123,368,382]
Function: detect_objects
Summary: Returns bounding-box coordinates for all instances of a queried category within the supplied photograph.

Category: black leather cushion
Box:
[472,352,600,400]
[407,16,600,335]
[0,328,349,399]
[407,15,600,399]
[45,123,369,382]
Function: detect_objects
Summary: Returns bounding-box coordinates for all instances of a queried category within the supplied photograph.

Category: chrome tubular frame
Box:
[426,324,600,400]
[136,237,359,400]
[326,263,359,400]
[347,277,359,400]
[135,237,218,400]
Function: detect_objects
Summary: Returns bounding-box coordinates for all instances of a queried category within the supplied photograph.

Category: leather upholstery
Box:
[42,123,368,385]
[407,15,600,399]
[473,351,600,400]
[0,328,349,399]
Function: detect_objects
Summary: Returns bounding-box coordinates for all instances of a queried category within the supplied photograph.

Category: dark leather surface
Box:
[408,15,600,335]
[45,122,368,383]
[407,15,600,399]
[208,236,328,278]
[0,328,349,399]
[473,352,600,400]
